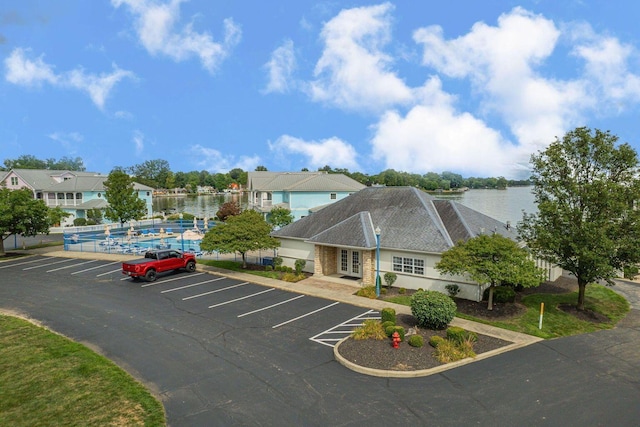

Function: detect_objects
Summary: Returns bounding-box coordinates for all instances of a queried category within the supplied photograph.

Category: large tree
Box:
[267,206,294,229]
[0,187,67,256]
[436,234,545,310]
[518,127,640,310]
[103,169,147,226]
[130,159,171,189]
[200,210,280,268]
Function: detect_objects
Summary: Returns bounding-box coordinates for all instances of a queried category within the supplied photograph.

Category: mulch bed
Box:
[337,276,606,372]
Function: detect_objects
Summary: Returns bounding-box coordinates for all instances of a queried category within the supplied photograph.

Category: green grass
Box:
[0,315,165,426]
[199,259,284,279]
[384,284,630,339]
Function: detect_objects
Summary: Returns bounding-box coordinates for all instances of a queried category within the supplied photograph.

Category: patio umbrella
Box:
[193,217,198,230]
[203,217,208,230]
[159,228,165,245]
[127,228,132,244]
[104,225,110,238]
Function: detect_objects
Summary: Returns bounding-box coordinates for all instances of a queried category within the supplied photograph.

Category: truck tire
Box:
[185,261,196,272]
[145,269,157,282]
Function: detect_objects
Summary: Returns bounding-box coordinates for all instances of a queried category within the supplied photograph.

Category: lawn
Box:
[0,315,165,426]
[384,284,630,339]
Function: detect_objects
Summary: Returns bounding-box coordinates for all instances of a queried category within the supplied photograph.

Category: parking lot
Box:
[2,253,640,426]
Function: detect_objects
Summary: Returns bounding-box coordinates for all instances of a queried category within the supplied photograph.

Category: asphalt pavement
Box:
[1,248,639,426]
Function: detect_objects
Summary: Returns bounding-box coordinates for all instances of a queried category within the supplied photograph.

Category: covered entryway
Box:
[338,249,362,278]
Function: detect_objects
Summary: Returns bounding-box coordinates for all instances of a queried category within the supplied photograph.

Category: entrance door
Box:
[338,249,362,278]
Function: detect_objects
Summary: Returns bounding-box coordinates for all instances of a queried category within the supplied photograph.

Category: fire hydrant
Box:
[392,331,401,349]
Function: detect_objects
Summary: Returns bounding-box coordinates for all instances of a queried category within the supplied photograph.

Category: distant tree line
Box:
[2,155,530,191]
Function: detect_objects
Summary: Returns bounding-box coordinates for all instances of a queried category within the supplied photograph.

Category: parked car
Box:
[122,249,197,282]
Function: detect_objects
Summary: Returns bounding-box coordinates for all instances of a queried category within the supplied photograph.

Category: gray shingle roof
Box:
[272,186,517,253]
[6,169,153,191]
[248,171,364,192]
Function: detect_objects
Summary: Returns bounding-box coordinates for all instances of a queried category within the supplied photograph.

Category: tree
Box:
[86,208,103,224]
[0,187,65,256]
[518,127,640,310]
[435,234,544,310]
[216,201,242,221]
[267,206,293,229]
[255,165,268,171]
[103,169,147,226]
[200,210,280,268]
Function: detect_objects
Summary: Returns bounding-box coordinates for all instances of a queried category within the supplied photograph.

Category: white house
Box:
[0,169,154,227]
[272,186,561,301]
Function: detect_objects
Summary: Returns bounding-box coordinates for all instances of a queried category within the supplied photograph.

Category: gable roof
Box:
[272,186,517,253]
[248,171,365,192]
[4,169,153,191]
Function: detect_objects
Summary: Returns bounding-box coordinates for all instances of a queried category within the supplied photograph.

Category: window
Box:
[393,256,425,275]
[10,177,18,185]
[330,193,337,199]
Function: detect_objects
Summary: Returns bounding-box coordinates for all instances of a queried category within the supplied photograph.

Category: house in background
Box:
[272,186,561,301]
[0,169,154,226]
[247,171,365,221]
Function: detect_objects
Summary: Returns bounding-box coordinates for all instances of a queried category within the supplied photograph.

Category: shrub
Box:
[73,218,87,226]
[294,259,306,275]
[445,284,460,297]
[273,257,283,268]
[483,286,516,303]
[352,320,387,340]
[265,265,273,271]
[385,325,396,337]
[446,326,478,344]
[380,307,396,324]
[356,286,377,299]
[398,287,406,294]
[410,290,457,330]
[282,272,305,282]
[86,219,97,225]
[286,266,294,273]
[408,335,424,348]
[380,288,387,295]
[383,272,397,288]
[381,321,395,331]
[429,335,446,348]
[391,326,405,341]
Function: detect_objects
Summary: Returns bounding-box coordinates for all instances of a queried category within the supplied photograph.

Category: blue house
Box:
[0,169,154,227]
[247,171,365,222]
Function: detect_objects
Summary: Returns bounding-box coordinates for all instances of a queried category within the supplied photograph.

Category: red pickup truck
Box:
[122,249,197,282]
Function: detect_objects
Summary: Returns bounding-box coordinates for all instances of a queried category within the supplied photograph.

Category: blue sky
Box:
[2,1,640,179]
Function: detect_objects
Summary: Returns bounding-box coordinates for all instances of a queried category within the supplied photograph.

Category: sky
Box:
[1,1,640,179]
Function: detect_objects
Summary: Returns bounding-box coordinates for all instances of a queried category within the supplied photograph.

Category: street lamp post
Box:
[375,226,381,297]
[179,213,185,252]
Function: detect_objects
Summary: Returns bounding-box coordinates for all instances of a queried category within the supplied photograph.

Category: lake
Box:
[153,186,537,226]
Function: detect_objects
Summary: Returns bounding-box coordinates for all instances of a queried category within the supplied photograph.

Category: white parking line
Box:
[272,302,340,329]
[161,277,225,293]
[309,310,379,347]
[71,261,120,274]
[237,294,305,318]
[23,258,74,270]
[182,282,249,300]
[208,288,274,309]
[97,269,122,277]
[47,259,98,272]
[0,257,41,269]
[140,273,205,287]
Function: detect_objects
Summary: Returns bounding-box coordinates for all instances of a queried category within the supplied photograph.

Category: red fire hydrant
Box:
[392,331,401,349]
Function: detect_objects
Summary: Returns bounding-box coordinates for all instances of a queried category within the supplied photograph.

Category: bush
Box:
[429,335,446,348]
[408,335,424,348]
[73,218,87,226]
[380,288,387,295]
[282,272,305,282]
[381,321,395,331]
[483,286,516,303]
[446,326,477,344]
[410,290,457,330]
[294,259,306,275]
[391,326,405,341]
[380,307,396,324]
[86,220,97,225]
[273,257,283,268]
[445,284,460,297]
[383,272,397,288]
[265,265,273,271]
[398,287,406,294]
[352,320,387,340]
[356,286,377,299]
[385,325,395,337]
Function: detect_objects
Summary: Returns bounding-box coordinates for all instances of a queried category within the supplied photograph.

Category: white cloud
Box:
[268,134,360,170]
[263,39,296,94]
[112,0,241,73]
[4,48,134,109]
[308,2,413,112]
[114,110,134,120]
[4,48,58,86]
[371,77,526,177]
[47,131,83,151]
[132,130,145,155]
[190,144,260,173]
